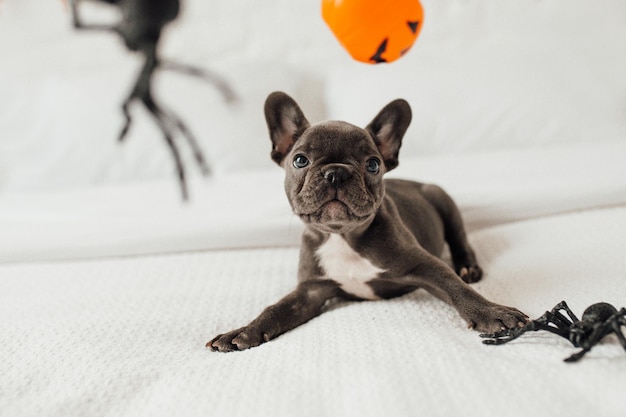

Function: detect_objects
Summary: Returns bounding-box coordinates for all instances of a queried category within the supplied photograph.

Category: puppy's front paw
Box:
[207,326,269,352]
[465,304,529,333]
[458,264,483,283]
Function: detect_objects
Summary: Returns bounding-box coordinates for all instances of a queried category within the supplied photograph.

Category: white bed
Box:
[1,1,626,417]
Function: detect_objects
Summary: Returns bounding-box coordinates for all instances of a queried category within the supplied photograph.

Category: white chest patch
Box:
[315,234,385,300]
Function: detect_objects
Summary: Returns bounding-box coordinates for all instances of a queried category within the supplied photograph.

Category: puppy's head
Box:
[264,91,411,234]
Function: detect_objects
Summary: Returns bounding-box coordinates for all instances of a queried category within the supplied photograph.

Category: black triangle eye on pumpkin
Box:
[322,0,424,64]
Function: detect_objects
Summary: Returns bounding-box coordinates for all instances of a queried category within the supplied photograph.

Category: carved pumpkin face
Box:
[322,0,424,64]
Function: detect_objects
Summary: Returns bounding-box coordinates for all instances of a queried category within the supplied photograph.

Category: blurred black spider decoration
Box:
[481,301,626,362]
[69,0,236,200]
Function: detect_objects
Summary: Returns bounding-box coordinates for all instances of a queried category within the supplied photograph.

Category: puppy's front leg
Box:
[208,280,341,352]
[401,258,528,333]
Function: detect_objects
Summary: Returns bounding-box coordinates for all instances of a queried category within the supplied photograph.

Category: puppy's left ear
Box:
[264,91,310,166]
[365,99,412,171]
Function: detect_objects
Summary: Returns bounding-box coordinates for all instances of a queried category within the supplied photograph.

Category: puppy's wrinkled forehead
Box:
[295,121,378,160]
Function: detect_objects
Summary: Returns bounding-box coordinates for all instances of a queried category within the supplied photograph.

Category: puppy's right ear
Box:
[264,91,310,166]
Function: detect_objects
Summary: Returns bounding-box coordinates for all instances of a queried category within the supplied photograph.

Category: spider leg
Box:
[481,319,561,345]
[161,61,237,104]
[118,99,133,142]
[610,311,626,352]
[159,105,211,176]
[564,348,590,362]
[553,300,580,323]
[70,0,131,140]
[157,60,236,174]
[69,0,120,34]
[612,324,626,352]
[121,81,190,199]
[125,45,189,199]
[542,301,578,332]
[564,323,610,362]
[480,321,538,345]
[118,44,155,142]
[617,308,626,327]
[142,95,189,200]
[481,309,572,345]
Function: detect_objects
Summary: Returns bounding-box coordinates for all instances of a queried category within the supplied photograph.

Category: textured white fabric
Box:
[1,206,626,417]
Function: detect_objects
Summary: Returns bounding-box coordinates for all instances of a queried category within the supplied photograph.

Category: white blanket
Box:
[1,205,625,417]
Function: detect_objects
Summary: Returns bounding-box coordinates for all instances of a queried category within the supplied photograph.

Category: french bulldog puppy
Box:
[208,91,528,352]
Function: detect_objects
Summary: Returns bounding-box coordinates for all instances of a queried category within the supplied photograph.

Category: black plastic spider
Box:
[69,0,236,200]
[480,301,626,362]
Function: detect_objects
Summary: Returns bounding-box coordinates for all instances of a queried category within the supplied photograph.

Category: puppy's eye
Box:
[293,155,310,169]
[365,158,380,174]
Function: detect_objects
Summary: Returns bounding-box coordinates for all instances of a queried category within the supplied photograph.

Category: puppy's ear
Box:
[264,91,310,166]
[365,99,412,171]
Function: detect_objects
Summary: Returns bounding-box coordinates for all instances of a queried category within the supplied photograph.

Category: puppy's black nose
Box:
[323,165,351,187]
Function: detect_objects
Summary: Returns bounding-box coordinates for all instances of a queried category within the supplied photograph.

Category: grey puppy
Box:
[208,91,528,352]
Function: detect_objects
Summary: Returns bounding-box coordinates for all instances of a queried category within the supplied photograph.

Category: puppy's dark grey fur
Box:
[208,92,527,352]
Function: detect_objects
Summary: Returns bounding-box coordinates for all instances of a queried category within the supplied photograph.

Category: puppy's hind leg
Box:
[421,184,482,283]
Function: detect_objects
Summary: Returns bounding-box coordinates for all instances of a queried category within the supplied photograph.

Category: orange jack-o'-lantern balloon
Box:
[322,0,424,64]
